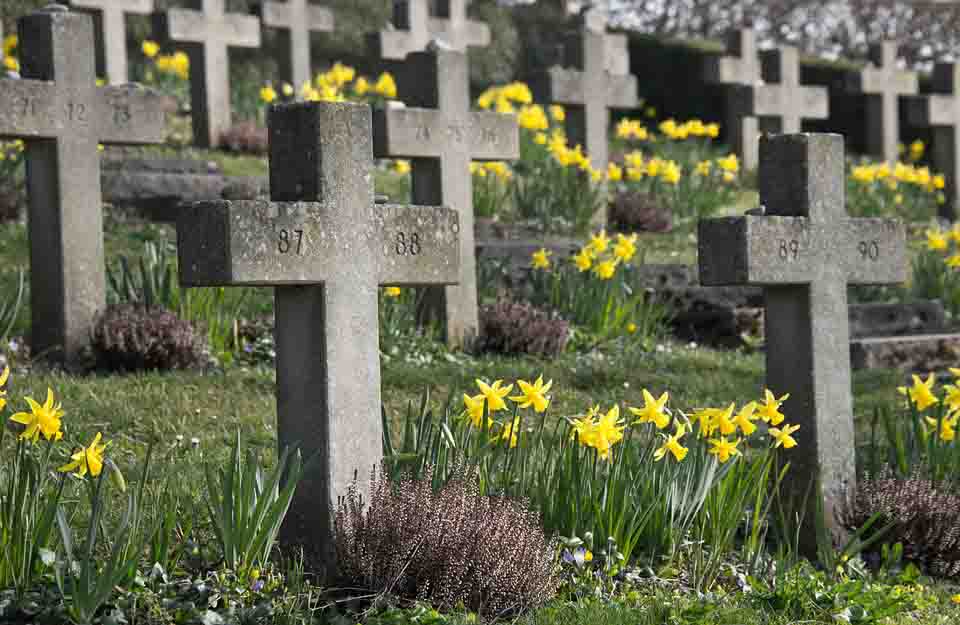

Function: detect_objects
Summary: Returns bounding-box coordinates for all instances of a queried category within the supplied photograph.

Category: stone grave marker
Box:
[698,133,907,553]
[0,6,166,363]
[369,0,489,61]
[66,0,153,84]
[155,0,260,148]
[704,28,762,171]
[906,62,960,219]
[177,101,460,571]
[537,7,638,224]
[258,0,334,91]
[846,41,917,164]
[373,46,518,347]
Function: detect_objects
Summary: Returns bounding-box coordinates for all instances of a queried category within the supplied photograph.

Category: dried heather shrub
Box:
[476,299,569,357]
[219,120,268,155]
[91,304,204,372]
[839,467,960,577]
[334,464,561,617]
[608,189,672,233]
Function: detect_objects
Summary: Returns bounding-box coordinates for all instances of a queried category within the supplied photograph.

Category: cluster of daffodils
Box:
[616,150,682,185]
[141,40,189,81]
[568,388,798,463]
[260,62,397,104]
[3,33,17,74]
[615,118,719,143]
[897,370,960,442]
[694,153,740,183]
[530,229,638,281]
[0,367,108,479]
[470,160,513,181]
[463,376,553,448]
[924,223,960,268]
[477,82,535,114]
[0,139,24,177]
[850,159,946,205]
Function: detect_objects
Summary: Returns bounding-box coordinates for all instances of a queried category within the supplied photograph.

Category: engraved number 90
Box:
[859,240,880,261]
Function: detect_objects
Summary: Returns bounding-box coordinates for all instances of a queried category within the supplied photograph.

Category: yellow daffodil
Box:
[910,139,925,159]
[58,432,107,478]
[629,389,670,429]
[573,248,593,272]
[496,415,521,448]
[717,154,739,173]
[770,423,800,449]
[947,254,960,268]
[714,403,737,436]
[475,379,513,413]
[383,286,401,297]
[732,401,759,436]
[695,160,712,176]
[654,422,688,462]
[613,233,637,262]
[708,436,741,463]
[260,85,277,103]
[897,373,939,411]
[393,159,411,175]
[3,34,18,57]
[944,383,960,412]
[693,407,721,438]
[757,389,789,425]
[517,104,549,131]
[589,230,610,254]
[510,375,553,413]
[531,247,552,270]
[9,388,64,443]
[0,366,8,411]
[925,413,958,441]
[569,408,598,443]
[626,322,637,334]
[593,259,618,280]
[549,104,565,122]
[534,132,547,145]
[374,72,397,98]
[607,162,623,182]
[281,82,294,97]
[592,405,625,459]
[463,393,486,427]
[142,40,160,58]
[4,56,19,73]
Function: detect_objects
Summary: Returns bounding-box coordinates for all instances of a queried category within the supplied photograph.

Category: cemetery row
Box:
[1,4,960,624]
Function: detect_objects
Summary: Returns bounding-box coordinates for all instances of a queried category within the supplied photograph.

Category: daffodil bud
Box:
[106,459,126,493]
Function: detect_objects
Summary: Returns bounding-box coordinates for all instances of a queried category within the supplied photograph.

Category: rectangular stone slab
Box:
[699,216,907,286]
[547,66,638,110]
[178,199,460,286]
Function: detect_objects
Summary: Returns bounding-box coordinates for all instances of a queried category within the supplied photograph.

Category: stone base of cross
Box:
[177,102,460,575]
[698,133,907,555]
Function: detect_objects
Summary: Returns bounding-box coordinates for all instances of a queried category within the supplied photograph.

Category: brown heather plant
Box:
[91,303,204,372]
[476,299,570,358]
[840,467,960,577]
[334,463,561,617]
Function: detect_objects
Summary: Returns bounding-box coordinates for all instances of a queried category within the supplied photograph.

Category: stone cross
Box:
[704,28,762,171]
[259,0,334,91]
[846,41,917,164]
[698,134,907,554]
[369,0,489,61]
[155,0,260,148]
[373,48,518,347]
[0,6,165,363]
[66,0,154,84]
[539,8,638,219]
[906,62,960,218]
[177,101,460,572]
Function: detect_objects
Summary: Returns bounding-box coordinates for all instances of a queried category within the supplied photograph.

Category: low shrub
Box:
[840,468,960,578]
[608,188,672,233]
[476,299,569,357]
[219,120,268,155]
[91,304,204,372]
[334,464,561,617]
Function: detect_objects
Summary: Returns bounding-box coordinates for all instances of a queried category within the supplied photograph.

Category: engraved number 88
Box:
[395,232,421,256]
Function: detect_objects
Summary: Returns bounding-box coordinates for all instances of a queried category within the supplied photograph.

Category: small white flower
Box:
[175,434,184,444]
[190,437,200,448]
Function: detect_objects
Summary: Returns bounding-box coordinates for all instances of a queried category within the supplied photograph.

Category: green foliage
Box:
[911,244,960,319]
[846,157,945,220]
[203,432,304,576]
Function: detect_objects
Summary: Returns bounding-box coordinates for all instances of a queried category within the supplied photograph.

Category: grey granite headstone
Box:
[155,0,261,148]
[0,6,164,362]
[177,101,460,573]
[905,62,960,219]
[704,28,761,171]
[373,47,518,347]
[369,0,489,61]
[259,0,334,91]
[698,134,907,554]
[67,0,153,84]
[846,41,917,164]
[537,8,638,225]
[0,7,166,364]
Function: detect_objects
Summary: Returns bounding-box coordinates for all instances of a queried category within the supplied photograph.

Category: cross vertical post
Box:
[906,63,960,219]
[259,0,334,90]
[367,0,429,61]
[698,134,907,554]
[429,0,490,51]
[846,42,917,164]
[0,6,166,363]
[704,28,761,170]
[373,48,518,347]
[67,0,154,84]
[177,101,460,573]
[754,47,829,135]
[155,0,261,148]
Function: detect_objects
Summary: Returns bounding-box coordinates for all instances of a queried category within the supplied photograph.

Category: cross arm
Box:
[0,79,63,138]
[262,1,334,31]
[544,66,585,107]
[851,66,917,96]
[904,94,957,127]
[178,199,460,287]
[162,8,260,47]
[704,55,745,85]
[698,216,906,286]
[372,107,519,161]
[70,0,153,13]
[607,74,639,110]
[96,85,167,144]
[751,84,828,119]
[428,17,490,47]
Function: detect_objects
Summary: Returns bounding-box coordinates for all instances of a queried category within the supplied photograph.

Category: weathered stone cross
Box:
[846,41,917,164]
[750,47,829,141]
[177,101,460,571]
[373,47,518,347]
[704,28,762,171]
[698,134,907,554]
[538,7,638,219]
[155,0,260,148]
[258,0,334,91]
[906,62,960,219]
[66,0,154,84]
[0,6,165,363]
[369,0,489,61]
